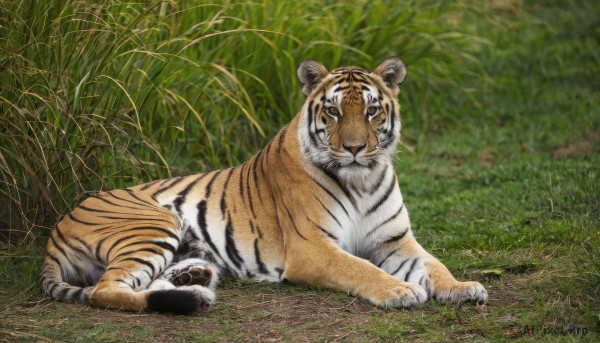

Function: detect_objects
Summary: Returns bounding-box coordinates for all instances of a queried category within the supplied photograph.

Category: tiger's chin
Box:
[318,157,384,188]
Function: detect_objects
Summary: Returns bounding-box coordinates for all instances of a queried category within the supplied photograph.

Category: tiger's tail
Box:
[40,254,93,304]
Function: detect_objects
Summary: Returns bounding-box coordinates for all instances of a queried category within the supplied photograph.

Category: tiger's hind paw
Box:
[173,267,213,287]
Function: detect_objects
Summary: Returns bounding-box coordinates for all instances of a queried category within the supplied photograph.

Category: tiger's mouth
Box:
[336,157,376,169]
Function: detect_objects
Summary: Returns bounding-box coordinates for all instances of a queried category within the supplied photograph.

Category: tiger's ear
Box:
[297,60,329,96]
[372,57,406,95]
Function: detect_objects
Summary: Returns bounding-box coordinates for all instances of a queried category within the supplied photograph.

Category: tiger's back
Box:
[42,57,487,313]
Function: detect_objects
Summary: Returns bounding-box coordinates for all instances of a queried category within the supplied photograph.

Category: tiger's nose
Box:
[343,144,366,156]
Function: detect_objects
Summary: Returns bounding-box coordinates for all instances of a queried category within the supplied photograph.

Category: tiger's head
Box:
[296,57,406,183]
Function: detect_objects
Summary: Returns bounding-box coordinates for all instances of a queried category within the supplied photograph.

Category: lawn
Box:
[0,0,598,342]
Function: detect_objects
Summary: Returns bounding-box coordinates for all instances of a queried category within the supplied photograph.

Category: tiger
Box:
[40,57,488,314]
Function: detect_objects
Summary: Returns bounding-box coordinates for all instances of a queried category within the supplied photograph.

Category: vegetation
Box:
[0,0,598,341]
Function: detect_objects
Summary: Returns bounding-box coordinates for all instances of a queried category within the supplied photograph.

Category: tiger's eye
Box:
[367,106,378,115]
[326,107,339,116]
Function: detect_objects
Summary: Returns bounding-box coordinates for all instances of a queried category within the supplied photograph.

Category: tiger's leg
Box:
[284,234,428,307]
[89,243,215,313]
[368,222,488,305]
[152,258,219,290]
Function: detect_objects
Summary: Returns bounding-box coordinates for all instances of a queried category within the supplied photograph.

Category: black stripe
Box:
[77,205,112,213]
[58,287,70,300]
[252,149,263,192]
[262,139,274,172]
[125,188,158,207]
[106,234,140,260]
[173,174,209,214]
[92,195,152,211]
[390,102,396,132]
[91,222,131,234]
[404,258,420,282]
[68,213,97,226]
[96,226,179,253]
[238,163,246,199]
[220,168,235,218]
[96,236,108,261]
[307,100,318,145]
[115,247,162,259]
[383,229,408,244]
[256,224,263,239]
[115,241,171,265]
[78,205,166,219]
[251,151,263,201]
[151,176,185,200]
[275,268,284,279]
[49,233,69,260]
[120,257,156,275]
[152,240,177,254]
[379,131,395,149]
[179,173,210,200]
[312,102,324,143]
[309,219,337,240]
[246,159,256,218]
[317,197,342,228]
[269,191,285,240]
[51,232,88,288]
[72,288,84,301]
[48,282,59,296]
[367,203,405,238]
[73,237,90,253]
[377,249,398,268]
[140,180,160,190]
[363,74,378,85]
[284,205,307,240]
[365,174,396,215]
[197,201,224,262]
[309,176,349,217]
[118,240,177,255]
[101,225,180,242]
[316,165,358,211]
[254,239,269,274]
[391,258,411,276]
[54,224,88,257]
[109,190,154,209]
[225,216,244,268]
[205,170,223,198]
[368,166,388,195]
[97,216,175,227]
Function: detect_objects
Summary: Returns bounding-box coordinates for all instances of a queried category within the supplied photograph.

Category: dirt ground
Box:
[1,271,597,342]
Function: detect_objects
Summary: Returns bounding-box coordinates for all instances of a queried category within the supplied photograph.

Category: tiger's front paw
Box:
[369,282,428,308]
[435,281,488,305]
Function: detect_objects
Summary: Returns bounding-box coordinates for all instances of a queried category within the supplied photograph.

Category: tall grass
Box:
[0,0,495,244]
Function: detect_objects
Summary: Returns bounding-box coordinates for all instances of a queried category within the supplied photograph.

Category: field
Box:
[0,0,599,342]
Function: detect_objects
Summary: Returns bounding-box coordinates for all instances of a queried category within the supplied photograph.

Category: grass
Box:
[1,0,599,341]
